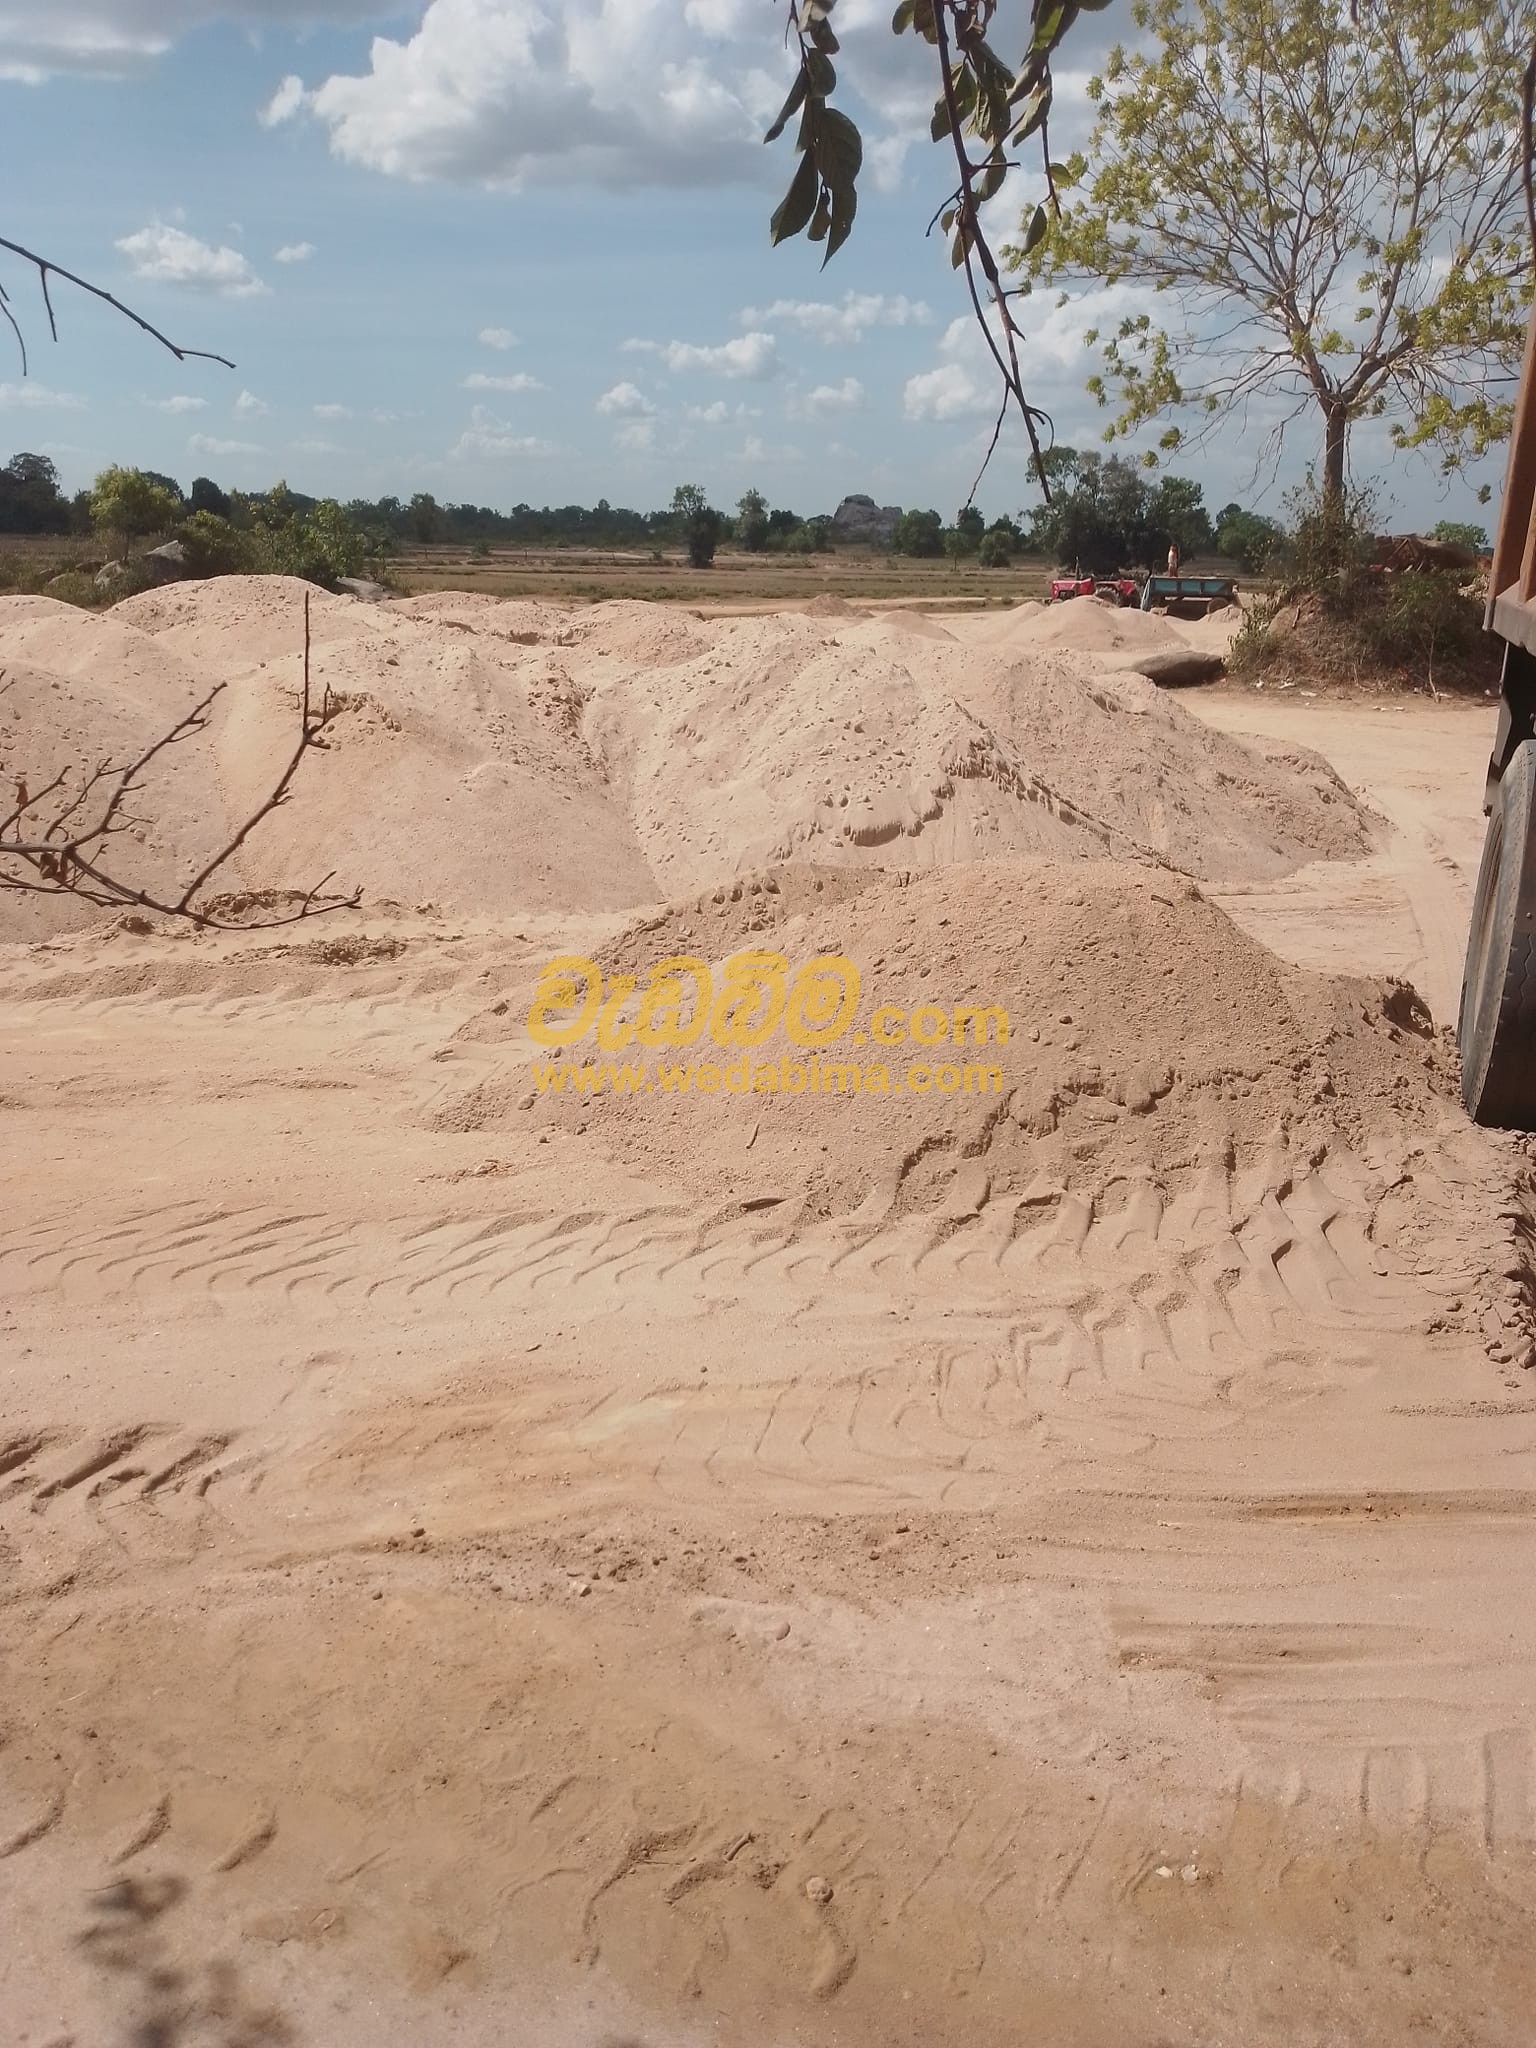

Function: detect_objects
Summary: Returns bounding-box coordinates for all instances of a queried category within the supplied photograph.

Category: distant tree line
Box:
[5,449,1480,592]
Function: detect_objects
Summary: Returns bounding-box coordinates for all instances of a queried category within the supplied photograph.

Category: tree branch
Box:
[1,594,357,929]
[0,234,235,374]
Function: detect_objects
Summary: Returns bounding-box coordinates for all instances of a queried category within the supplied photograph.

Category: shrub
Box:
[177,511,255,579]
[978,529,1013,568]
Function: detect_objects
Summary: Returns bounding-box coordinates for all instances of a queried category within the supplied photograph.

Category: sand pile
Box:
[0,597,231,943]
[471,857,1456,1218]
[3,584,1367,944]
[581,612,1372,892]
[553,598,716,668]
[0,581,656,939]
[1008,600,1183,657]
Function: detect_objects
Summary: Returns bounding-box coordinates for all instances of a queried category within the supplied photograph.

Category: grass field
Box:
[389,541,1060,611]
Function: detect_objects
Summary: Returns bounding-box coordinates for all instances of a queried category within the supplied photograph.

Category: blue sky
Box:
[0,0,1508,529]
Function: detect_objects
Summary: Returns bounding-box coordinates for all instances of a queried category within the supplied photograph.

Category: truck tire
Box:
[1459,737,1536,1125]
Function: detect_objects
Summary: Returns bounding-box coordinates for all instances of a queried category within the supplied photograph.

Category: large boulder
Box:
[830,494,902,548]
[141,540,188,585]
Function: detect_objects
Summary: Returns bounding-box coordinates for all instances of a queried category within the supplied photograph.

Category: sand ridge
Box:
[3,583,1366,944]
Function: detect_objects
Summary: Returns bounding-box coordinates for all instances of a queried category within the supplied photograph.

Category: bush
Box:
[258,499,376,588]
[892,509,944,557]
[1358,569,1484,672]
[177,511,255,579]
[978,529,1013,569]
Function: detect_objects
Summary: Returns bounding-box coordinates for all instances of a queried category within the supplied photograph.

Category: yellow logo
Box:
[525,952,1008,1054]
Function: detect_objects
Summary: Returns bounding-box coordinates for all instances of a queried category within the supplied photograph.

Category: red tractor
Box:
[1047,571,1138,606]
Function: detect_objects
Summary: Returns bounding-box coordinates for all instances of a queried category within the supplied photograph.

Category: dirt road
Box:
[4,678,1536,2048]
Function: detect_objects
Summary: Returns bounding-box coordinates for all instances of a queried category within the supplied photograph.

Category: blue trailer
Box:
[1140,573,1238,619]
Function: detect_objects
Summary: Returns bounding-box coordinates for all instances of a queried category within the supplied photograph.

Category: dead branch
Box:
[0,592,360,929]
[0,234,235,376]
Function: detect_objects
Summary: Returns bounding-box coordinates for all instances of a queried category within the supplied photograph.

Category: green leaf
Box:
[825,182,858,264]
[1022,203,1049,254]
[808,193,832,242]
[763,70,807,145]
[891,0,916,28]
[806,49,836,96]
[813,104,863,192]
[931,92,951,142]
[770,150,820,246]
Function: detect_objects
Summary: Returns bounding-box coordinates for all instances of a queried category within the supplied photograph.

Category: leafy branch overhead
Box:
[767,1,1115,497]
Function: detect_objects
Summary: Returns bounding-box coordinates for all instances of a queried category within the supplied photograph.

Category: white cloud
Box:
[116,222,269,298]
[188,432,263,456]
[684,400,729,424]
[479,327,518,350]
[0,5,385,82]
[903,362,995,424]
[738,293,932,345]
[452,405,557,459]
[313,403,354,419]
[0,382,86,411]
[595,381,656,419]
[463,370,546,393]
[142,394,208,414]
[274,241,316,264]
[234,389,270,416]
[291,438,343,455]
[628,331,782,380]
[792,377,865,419]
[286,0,769,188]
[615,418,657,452]
[261,73,306,125]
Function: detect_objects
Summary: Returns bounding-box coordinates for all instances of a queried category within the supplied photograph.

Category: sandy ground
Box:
[4,593,1536,2048]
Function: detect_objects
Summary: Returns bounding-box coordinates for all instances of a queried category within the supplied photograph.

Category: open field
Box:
[2,581,1533,2048]
[385,541,1060,610]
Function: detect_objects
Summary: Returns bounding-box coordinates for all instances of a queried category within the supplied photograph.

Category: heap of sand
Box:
[2,584,1366,943]
[465,857,1456,1220]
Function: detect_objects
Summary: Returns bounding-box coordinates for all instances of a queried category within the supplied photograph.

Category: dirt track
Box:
[4,627,1536,2046]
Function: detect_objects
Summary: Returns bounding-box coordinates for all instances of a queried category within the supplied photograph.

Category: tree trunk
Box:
[1323,401,1348,506]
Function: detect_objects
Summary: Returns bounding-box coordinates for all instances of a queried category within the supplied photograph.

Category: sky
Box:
[0,0,1510,529]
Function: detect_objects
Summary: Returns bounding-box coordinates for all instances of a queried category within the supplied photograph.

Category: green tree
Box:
[89,465,182,554]
[945,504,986,560]
[1215,503,1284,571]
[737,487,770,553]
[188,476,232,520]
[978,528,1013,568]
[1013,0,1535,502]
[0,452,70,534]
[1146,475,1213,557]
[176,510,254,579]
[892,509,944,557]
[260,499,373,587]
[672,484,722,568]
[1026,453,1157,573]
[1430,519,1491,552]
[409,491,445,544]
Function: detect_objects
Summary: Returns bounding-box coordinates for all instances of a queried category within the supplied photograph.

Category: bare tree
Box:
[0,242,356,928]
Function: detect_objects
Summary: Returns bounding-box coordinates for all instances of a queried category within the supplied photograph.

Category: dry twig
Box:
[0,234,234,376]
[1,593,358,928]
